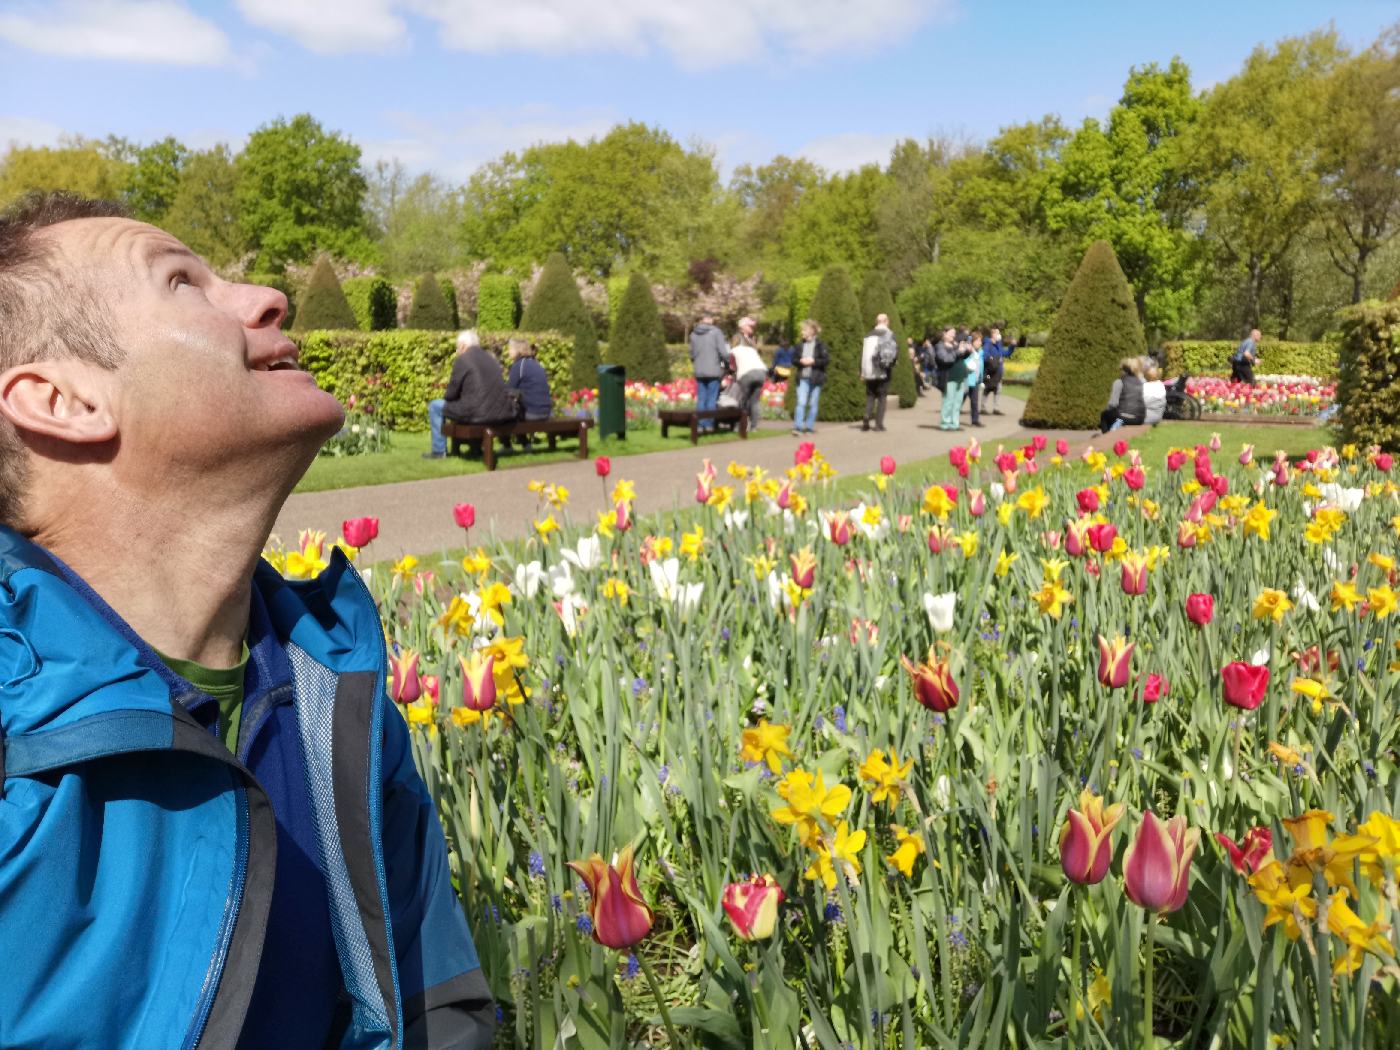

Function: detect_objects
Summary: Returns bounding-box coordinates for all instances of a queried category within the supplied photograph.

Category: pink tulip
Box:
[1186,593,1214,626]
[595,456,611,477]
[826,513,852,546]
[1123,466,1145,491]
[1087,523,1117,553]
[453,503,476,529]
[1216,827,1272,874]
[927,527,948,555]
[1176,521,1197,549]
[1120,556,1147,596]
[1123,810,1200,913]
[1113,439,1128,457]
[948,446,968,470]
[994,451,1017,474]
[389,648,422,704]
[1065,518,1092,558]
[967,489,986,517]
[1142,673,1167,704]
[1238,445,1254,467]
[342,516,379,549]
[1055,438,1069,456]
[1210,475,1229,497]
[1209,433,1221,451]
[721,875,786,940]
[568,846,655,950]
[458,651,497,711]
[794,441,815,466]
[613,500,633,532]
[1222,662,1269,710]
[1059,789,1124,885]
[1097,635,1134,689]
[1375,452,1393,472]
[1166,450,1187,472]
[1032,434,1048,452]
[880,455,897,476]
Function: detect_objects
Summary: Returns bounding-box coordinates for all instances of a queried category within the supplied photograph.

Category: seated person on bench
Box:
[425,329,517,459]
[506,338,552,447]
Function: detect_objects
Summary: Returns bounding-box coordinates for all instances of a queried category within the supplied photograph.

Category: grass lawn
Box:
[296,423,789,493]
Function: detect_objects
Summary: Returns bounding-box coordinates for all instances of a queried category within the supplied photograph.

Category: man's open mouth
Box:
[254,355,299,372]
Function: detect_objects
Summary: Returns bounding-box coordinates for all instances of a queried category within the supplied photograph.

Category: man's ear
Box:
[0,360,118,444]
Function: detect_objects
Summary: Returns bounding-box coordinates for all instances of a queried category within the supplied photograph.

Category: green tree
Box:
[292,256,357,331]
[608,272,669,383]
[1043,59,1201,334]
[236,114,372,271]
[521,252,600,391]
[859,270,916,408]
[163,145,245,269]
[1022,241,1146,430]
[113,135,188,222]
[784,267,865,422]
[407,272,455,330]
[730,155,825,273]
[787,275,821,341]
[1187,32,1344,328]
[0,139,128,206]
[781,166,884,277]
[367,160,465,277]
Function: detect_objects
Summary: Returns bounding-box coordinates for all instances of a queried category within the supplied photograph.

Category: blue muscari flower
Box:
[833,705,847,732]
[657,765,670,785]
[633,676,647,696]
[824,901,842,923]
[814,714,825,731]
[949,928,969,950]
[495,1005,505,1023]
[576,915,593,935]
[540,677,551,690]
[1131,747,1143,760]
[556,654,567,666]
[624,954,640,980]
[1364,638,1375,651]
[599,774,609,791]
[721,627,731,641]
[528,851,546,878]
[551,894,562,913]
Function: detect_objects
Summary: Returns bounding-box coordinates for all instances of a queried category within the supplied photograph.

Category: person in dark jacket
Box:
[689,313,731,432]
[0,192,494,1048]
[1100,357,1148,432]
[426,329,517,458]
[506,337,553,448]
[791,318,830,435]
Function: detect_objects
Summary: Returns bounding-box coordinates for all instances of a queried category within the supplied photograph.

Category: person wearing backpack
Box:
[860,313,898,432]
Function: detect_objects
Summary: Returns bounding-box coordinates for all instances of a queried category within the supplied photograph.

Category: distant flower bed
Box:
[1182,375,1336,417]
[320,406,390,457]
[564,378,789,428]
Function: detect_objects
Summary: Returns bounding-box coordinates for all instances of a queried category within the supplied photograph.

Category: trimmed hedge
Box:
[1023,240,1145,430]
[608,272,670,383]
[438,277,461,330]
[406,273,455,331]
[783,267,865,422]
[294,329,574,432]
[521,252,600,393]
[787,275,822,343]
[859,270,916,409]
[606,276,629,337]
[291,256,356,332]
[1162,340,1338,378]
[1336,299,1400,451]
[476,274,520,331]
[342,275,397,331]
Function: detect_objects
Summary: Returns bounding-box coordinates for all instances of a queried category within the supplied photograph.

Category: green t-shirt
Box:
[160,644,250,754]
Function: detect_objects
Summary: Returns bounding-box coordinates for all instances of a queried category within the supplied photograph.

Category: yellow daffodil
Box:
[1267,741,1304,767]
[708,485,734,511]
[1326,890,1395,975]
[1040,557,1069,583]
[1016,486,1049,519]
[772,770,851,846]
[921,484,955,520]
[391,554,419,583]
[1368,552,1395,573]
[601,577,630,605]
[803,821,867,890]
[1369,585,1398,618]
[595,510,616,539]
[857,750,912,807]
[286,544,330,580]
[1032,578,1074,619]
[1290,677,1329,715]
[1247,859,1316,940]
[1357,811,1400,883]
[461,548,492,576]
[993,550,1019,578]
[886,825,925,877]
[1252,588,1293,623]
[611,479,636,504]
[533,516,559,541]
[1330,580,1363,613]
[953,530,979,558]
[996,502,1016,527]
[747,553,777,580]
[740,721,794,774]
[680,525,706,561]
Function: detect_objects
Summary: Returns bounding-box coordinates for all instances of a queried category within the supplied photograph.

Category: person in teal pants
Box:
[939,327,973,431]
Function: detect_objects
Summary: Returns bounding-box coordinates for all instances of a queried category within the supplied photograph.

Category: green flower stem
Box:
[1143,914,1156,1049]
[637,950,687,1048]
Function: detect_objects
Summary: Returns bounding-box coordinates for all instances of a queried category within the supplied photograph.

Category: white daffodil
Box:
[513,560,545,599]
[923,591,957,632]
[649,557,681,602]
[722,508,750,531]
[1291,580,1321,613]
[1318,483,1363,512]
[547,561,575,599]
[561,534,603,571]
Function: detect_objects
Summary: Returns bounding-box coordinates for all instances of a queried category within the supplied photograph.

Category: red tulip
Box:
[1120,553,1147,596]
[1087,523,1117,553]
[1123,466,1145,491]
[1306,448,1320,463]
[994,451,1017,474]
[1113,439,1128,457]
[901,647,959,713]
[1059,789,1125,885]
[568,846,655,950]
[458,650,496,711]
[1375,452,1393,472]
[1185,593,1214,626]
[1194,460,1215,488]
[1076,488,1099,514]
[1215,827,1272,875]
[1032,434,1048,452]
[1123,810,1200,913]
[1055,438,1069,456]
[1210,475,1229,497]
[1097,635,1134,689]
[1142,673,1167,704]
[1065,518,1092,557]
[880,455,897,476]
[595,455,611,477]
[927,527,949,555]
[794,441,815,466]
[948,446,968,470]
[1166,450,1187,472]
[342,516,379,549]
[721,874,786,940]
[389,648,422,704]
[453,503,476,529]
[1221,662,1269,710]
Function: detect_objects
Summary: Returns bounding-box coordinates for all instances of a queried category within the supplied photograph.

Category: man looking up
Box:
[0,192,494,1048]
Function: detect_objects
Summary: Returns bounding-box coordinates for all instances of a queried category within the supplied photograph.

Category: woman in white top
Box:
[729,335,769,430]
[1142,363,1167,425]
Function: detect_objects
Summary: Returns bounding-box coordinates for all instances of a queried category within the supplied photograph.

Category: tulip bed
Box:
[1183,375,1337,418]
[282,434,1400,1048]
[563,378,790,429]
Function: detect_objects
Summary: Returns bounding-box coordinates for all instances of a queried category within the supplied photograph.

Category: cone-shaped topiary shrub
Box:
[1337,299,1400,451]
[860,270,916,409]
[521,252,600,393]
[783,266,865,422]
[608,272,670,383]
[1021,240,1145,430]
[476,274,521,331]
[342,275,397,331]
[438,277,461,330]
[407,272,455,330]
[291,255,356,331]
[787,275,821,342]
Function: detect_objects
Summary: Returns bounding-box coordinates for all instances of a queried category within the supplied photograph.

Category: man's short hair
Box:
[457,329,481,351]
[0,191,131,527]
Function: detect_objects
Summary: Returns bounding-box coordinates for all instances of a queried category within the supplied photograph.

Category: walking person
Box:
[981,325,1012,415]
[689,312,731,432]
[729,329,769,431]
[791,318,829,435]
[935,326,971,431]
[1230,328,1261,385]
[860,313,898,432]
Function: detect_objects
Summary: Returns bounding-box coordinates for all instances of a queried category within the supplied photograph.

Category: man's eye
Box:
[170,270,191,290]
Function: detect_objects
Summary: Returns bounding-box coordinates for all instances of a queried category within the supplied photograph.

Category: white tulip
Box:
[1291,580,1320,613]
[722,509,750,531]
[547,561,575,599]
[513,560,545,598]
[649,557,681,602]
[561,534,603,571]
[923,591,957,632]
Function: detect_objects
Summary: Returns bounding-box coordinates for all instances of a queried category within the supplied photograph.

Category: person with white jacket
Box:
[729,324,769,430]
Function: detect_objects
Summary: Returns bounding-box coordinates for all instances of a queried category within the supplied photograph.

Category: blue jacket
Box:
[0,528,494,1049]
[508,356,553,418]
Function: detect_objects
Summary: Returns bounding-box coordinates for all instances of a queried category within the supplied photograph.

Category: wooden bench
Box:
[658,407,749,445]
[441,417,592,471]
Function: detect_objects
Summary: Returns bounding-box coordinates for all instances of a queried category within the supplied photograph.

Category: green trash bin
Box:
[596,364,626,440]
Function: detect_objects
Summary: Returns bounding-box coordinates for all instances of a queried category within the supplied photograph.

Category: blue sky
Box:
[1,1,1395,181]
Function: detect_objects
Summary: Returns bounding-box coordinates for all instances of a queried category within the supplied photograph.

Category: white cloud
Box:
[237,0,951,67]
[794,131,900,173]
[235,0,408,54]
[0,1,234,66]
[361,104,620,179]
[0,115,67,150]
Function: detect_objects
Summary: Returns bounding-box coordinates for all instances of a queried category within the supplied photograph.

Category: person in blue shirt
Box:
[980,323,1015,415]
[770,336,795,381]
[0,191,494,1049]
[1231,327,1261,385]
